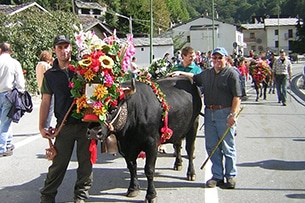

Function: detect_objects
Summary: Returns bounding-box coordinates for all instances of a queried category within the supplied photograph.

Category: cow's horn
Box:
[123,78,136,97]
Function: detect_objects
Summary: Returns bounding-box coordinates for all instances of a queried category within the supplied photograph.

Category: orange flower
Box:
[93,101,107,115]
[94,84,108,100]
[76,95,88,113]
[84,68,96,81]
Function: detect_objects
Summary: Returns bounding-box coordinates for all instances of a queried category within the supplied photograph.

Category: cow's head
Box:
[86,78,136,141]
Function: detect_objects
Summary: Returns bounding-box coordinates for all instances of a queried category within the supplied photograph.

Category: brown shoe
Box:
[206,178,224,188]
[0,150,13,157]
[224,177,236,189]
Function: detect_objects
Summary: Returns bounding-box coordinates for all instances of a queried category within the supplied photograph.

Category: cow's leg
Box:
[263,82,267,100]
[125,158,140,197]
[173,140,183,171]
[143,138,157,202]
[185,117,198,181]
[255,85,259,102]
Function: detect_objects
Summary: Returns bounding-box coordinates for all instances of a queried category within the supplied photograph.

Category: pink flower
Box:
[68,82,74,88]
[104,73,114,87]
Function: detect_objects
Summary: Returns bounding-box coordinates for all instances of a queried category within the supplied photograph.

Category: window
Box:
[250,33,255,38]
[275,41,278,48]
[187,36,190,43]
[288,29,293,38]
[275,30,278,35]
[288,40,293,50]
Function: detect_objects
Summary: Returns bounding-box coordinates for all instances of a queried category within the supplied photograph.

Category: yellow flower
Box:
[84,68,96,81]
[99,55,114,69]
[79,57,92,68]
[76,95,88,113]
[94,84,108,100]
[93,104,107,115]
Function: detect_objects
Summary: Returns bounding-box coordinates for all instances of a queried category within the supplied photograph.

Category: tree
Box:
[0,9,80,93]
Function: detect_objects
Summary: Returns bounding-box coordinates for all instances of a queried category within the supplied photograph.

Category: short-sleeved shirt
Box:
[41,59,81,126]
[193,67,242,106]
[174,62,202,74]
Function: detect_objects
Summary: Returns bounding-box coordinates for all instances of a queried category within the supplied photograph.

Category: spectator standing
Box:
[0,42,25,157]
[163,52,173,69]
[176,50,182,64]
[237,57,248,97]
[39,35,93,203]
[130,56,139,78]
[168,47,242,189]
[272,49,292,106]
[159,46,202,154]
[203,50,213,69]
[173,46,202,74]
[35,50,54,128]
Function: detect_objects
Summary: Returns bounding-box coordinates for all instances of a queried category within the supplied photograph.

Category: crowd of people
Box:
[0,33,294,202]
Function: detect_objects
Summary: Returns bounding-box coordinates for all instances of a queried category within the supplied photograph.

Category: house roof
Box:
[132,38,173,47]
[264,18,299,26]
[78,15,112,34]
[241,18,300,30]
[0,2,49,15]
[75,0,106,11]
[240,23,265,30]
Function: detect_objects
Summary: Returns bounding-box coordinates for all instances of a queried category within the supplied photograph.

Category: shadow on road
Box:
[237,159,305,170]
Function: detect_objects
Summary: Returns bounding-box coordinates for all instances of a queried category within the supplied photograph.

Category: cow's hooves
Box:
[145,197,157,203]
[187,174,196,181]
[126,189,140,197]
[174,165,182,171]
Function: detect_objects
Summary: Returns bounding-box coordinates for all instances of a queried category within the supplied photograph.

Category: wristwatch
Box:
[228,112,237,117]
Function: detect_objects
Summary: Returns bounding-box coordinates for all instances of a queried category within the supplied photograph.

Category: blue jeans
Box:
[275,74,288,104]
[0,91,13,153]
[204,107,237,180]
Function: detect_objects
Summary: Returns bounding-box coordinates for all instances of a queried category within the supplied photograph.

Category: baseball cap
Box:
[280,49,285,53]
[212,47,228,56]
[53,35,71,46]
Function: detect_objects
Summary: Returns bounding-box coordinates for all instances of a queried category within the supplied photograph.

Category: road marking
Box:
[14,134,41,149]
[205,160,219,203]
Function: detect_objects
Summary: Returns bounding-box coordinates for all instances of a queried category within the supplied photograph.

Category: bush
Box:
[0,9,80,94]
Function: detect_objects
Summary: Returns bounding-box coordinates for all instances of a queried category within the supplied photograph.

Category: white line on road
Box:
[205,160,219,203]
[14,134,41,149]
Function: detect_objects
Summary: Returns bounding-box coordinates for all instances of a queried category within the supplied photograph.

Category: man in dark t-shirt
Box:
[168,47,242,190]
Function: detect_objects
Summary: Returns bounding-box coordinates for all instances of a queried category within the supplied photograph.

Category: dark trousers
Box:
[40,122,92,203]
[275,74,288,104]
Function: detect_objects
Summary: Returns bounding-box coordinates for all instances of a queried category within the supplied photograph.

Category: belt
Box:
[205,105,231,110]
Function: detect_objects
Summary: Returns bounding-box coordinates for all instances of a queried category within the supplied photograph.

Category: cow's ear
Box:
[123,78,136,98]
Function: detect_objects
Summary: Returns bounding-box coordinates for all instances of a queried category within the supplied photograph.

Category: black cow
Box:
[249,60,272,101]
[88,77,202,202]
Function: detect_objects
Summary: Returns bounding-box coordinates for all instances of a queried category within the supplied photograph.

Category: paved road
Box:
[1,62,305,203]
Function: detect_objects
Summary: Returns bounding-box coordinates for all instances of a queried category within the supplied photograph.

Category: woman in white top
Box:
[35,50,54,128]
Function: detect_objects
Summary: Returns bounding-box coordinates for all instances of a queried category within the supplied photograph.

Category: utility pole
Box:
[277,0,280,54]
[212,0,215,50]
[150,0,153,64]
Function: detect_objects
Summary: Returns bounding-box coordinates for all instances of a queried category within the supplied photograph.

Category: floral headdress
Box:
[69,25,135,123]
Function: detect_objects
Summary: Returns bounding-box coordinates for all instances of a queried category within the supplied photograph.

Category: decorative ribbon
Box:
[89,139,97,164]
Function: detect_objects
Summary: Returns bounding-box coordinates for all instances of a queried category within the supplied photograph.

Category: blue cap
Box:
[212,47,228,56]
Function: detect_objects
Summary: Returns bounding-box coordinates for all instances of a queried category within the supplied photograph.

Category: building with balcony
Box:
[241,17,300,56]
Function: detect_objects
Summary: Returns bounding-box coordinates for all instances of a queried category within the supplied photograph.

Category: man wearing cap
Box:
[272,49,292,106]
[168,47,242,189]
[39,35,93,203]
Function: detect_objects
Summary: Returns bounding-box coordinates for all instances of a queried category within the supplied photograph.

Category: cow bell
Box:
[101,134,118,155]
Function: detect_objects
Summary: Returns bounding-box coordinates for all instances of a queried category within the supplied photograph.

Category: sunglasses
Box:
[212,56,224,60]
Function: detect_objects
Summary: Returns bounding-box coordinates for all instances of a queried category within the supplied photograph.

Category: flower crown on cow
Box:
[69,25,135,123]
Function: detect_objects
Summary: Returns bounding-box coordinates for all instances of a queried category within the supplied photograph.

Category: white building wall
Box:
[134,45,174,69]
[171,17,243,55]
